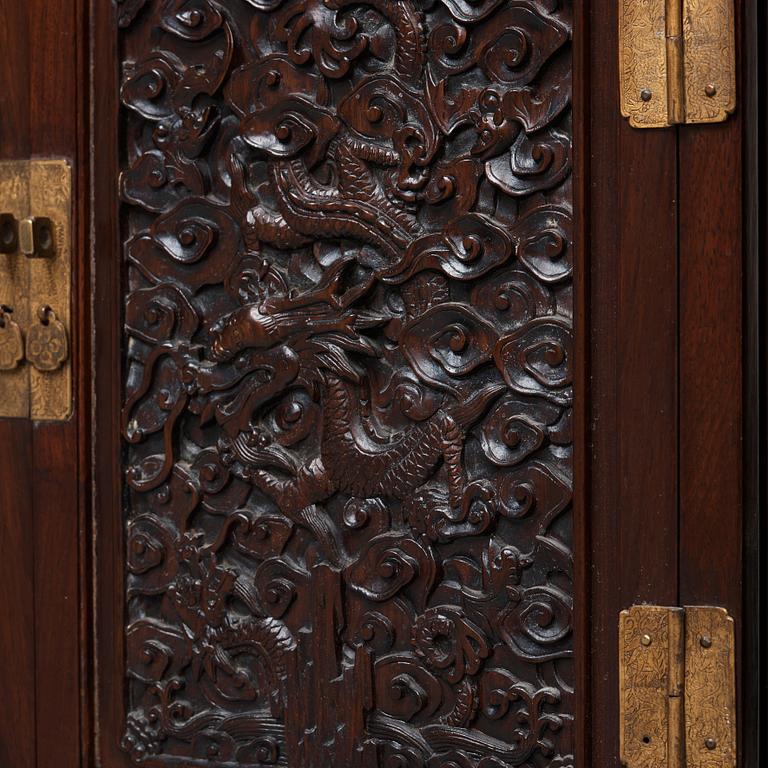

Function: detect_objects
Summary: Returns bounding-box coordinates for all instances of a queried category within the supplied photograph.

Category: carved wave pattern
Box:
[119,0,574,765]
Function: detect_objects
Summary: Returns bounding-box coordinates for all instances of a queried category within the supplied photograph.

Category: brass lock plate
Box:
[619,605,736,768]
[0,161,31,418]
[0,159,72,421]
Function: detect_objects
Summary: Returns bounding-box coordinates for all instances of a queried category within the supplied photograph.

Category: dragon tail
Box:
[448,382,507,431]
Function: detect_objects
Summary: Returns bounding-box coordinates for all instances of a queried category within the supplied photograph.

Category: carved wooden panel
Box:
[118,0,574,766]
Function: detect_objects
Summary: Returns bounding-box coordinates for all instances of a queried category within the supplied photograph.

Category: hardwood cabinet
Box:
[0,1,761,766]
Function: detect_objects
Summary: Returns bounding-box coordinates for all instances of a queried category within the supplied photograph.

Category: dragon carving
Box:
[119,0,575,766]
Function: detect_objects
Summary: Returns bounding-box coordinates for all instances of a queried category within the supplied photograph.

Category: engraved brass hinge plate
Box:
[619,0,736,127]
[619,605,736,768]
[0,159,72,421]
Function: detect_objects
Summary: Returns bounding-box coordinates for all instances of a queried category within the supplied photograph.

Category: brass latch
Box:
[0,160,72,421]
[19,216,56,259]
[619,0,736,127]
[619,605,736,768]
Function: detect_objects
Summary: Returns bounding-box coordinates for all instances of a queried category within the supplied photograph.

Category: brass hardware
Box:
[19,216,56,258]
[26,305,68,372]
[619,0,736,127]
[619,606,685,768]
[0,161,31,418]
[619,605,736,768]
[684,607,737,768]
[0,306,25,371]
[28,160,72,420]
[0,159,72,421]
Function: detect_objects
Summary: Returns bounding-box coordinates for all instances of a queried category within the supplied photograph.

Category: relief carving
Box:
[118,0,574,764]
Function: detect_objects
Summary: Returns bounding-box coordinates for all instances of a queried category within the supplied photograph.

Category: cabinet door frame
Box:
[60,0,766,768]
[0,2,89,768]
[742,0,765,760]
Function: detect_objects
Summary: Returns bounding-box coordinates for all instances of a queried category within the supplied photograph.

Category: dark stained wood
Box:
[30,426,81,768]
[676,0,743,635]
[10,1,754,767]
[27,1,89,768]
[678,74,744,766]
[0,424,35,768]
[91,2,127,765]
[587,0,680,763]
[0,4,34,768]
[677,6,753,765]
[571,0,589,763]
[0,3,30,155]
[742,0,766,761]
[109,3,577,767]
[678,130,742,606]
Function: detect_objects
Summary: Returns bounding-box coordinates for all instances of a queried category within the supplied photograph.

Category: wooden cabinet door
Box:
[111,3,579,766]
[0,0,760,767]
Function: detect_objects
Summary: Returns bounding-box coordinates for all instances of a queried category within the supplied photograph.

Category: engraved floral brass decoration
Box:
[25,306,69,373]
[619,606,684,768]
[118,1,574,766]
[0,161,31,418]
[28,160,73,420]
[0,159,72,421]
[619,606,736,768]
[683,608,736,768]
[0,306,25,372]
[619,0,735,127]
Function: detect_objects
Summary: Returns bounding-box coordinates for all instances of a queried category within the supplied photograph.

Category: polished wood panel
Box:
[91,2,128,765]
[0,423,35,768]
[678,75,744,764]
[0,3,34,768]
[588,0,680,763]
[741,0,765,761]
[678,122,742,603]
[27,1,89,767]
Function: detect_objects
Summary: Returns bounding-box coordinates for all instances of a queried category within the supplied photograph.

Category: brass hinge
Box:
[0,159,72,421]
[619,605,737,768]
[619,0,736,128]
